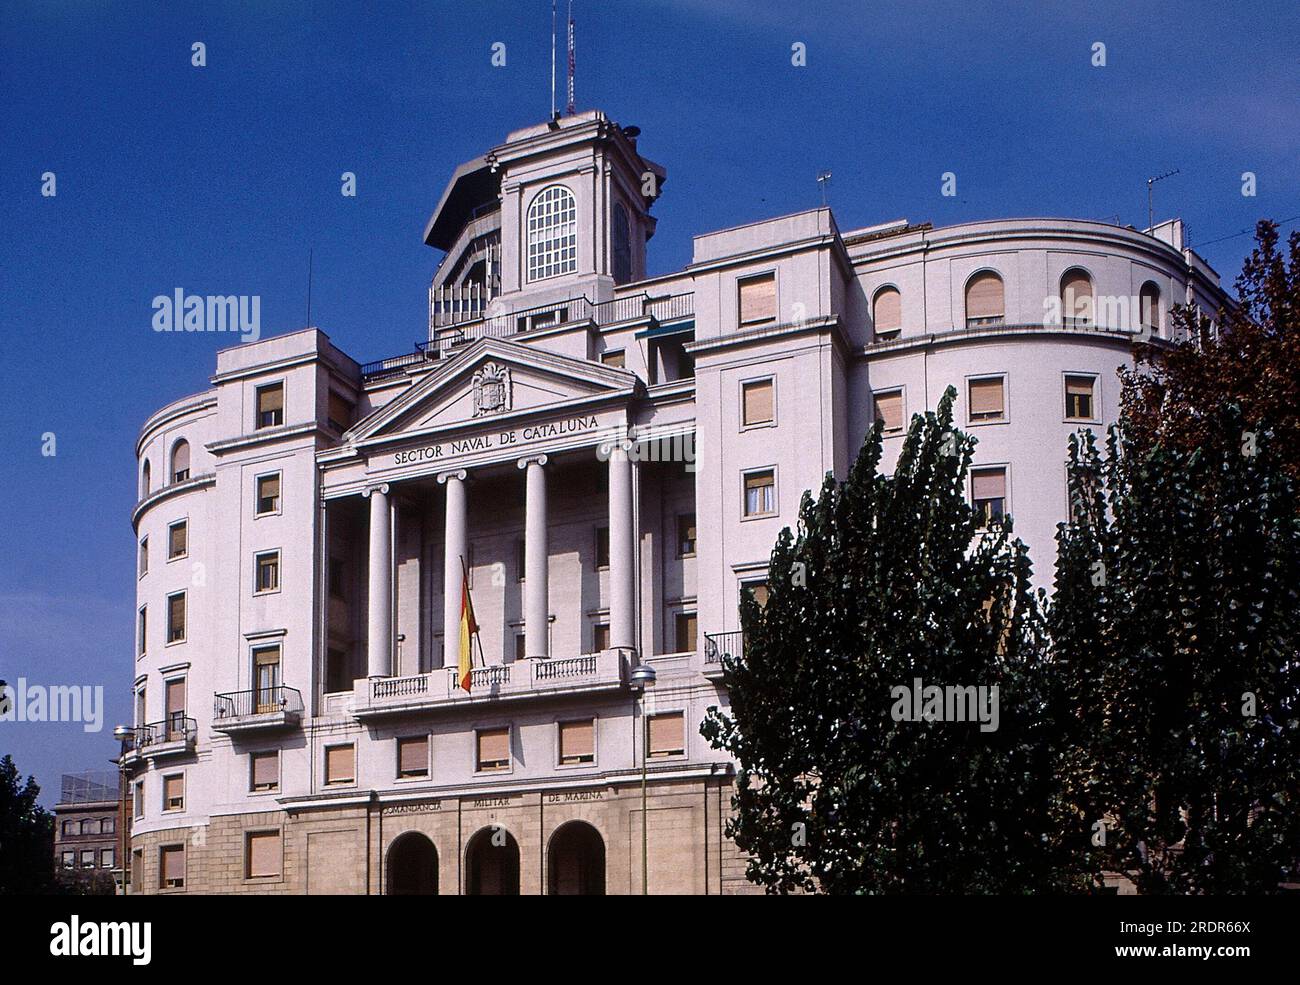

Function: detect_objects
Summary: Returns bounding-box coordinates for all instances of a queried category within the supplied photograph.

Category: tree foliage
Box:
[0,754,58,896]
[702,388,1090,893]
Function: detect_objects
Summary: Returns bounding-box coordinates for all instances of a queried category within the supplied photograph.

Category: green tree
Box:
[702,388,1091,893]
[1051,409,1300,893]
[0,753,58,895]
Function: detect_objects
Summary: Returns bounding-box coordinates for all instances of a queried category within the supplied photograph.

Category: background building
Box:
[125,109,1229,894]
[53,770,126,892]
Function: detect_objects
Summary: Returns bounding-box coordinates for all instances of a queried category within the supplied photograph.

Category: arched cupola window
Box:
[612,202,632,285]
[872,286,902,341]
[965,271,1005,328]
[526,185,577,282]
[1060,269,1094,327]
[141,460,152,498]
[1140,281,1161,336]
[171,439,190,483]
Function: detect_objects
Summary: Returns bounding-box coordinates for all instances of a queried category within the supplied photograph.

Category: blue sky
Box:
[1,0,1296,804]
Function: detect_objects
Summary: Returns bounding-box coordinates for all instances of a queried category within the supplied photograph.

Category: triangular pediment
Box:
[347,337,639,446]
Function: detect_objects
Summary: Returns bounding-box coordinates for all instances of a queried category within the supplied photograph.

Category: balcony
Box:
[351,650,628,720]
[703,631,744,681]
[212,686,303,734]
[125,717,197,762]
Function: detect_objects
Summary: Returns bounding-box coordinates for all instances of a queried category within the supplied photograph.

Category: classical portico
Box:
[314,337,693,706]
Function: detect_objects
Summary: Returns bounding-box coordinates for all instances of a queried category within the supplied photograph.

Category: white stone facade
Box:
[125,109,1227,894]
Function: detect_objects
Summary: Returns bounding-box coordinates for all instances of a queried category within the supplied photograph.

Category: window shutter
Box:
[251,751,278,789]
[874,391,903,432]
[968,378,1005,418]
[742,379,775,425]
[1140,284,1161,331]
[649,712,685,757]
[593,624,610,651]
[477,728,509,768]
[965,273,1005,322]
[169,522,186,556]
[172,441,190,478]
[873,287,902,336]
[398,736,428,775]
[164,774,183,806]
[601,350,625,368]
[247,831,280,878]
[1061,270,1093,320]
[165,679,185,715]
[738,273,776,325]
[161,845,184,882]
[168,594,185,636]
[326,744,355,784]
[972,468,1006,501]
[1066,376,1093,397]
[559,719,595,762]
[258,384,284,414]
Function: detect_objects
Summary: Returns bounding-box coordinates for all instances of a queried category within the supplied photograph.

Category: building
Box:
[53,771,127,890]
[125,109,1228,894]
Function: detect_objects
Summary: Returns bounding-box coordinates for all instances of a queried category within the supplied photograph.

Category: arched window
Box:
[1060,269,1094,327]
[872,286,902,341]
[171,439,190,483]
[141,460,151,498]
[612,202,632,284]
[526,185,577,282]
[1140,281,1161,336]
[965,271,1005,328]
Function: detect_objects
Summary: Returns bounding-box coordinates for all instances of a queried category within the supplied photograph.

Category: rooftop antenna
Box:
[306,247,313,328]
[550,0,557,119]
[1146,168,1180,230]
[566,0,575,115]
[817,170,832,207]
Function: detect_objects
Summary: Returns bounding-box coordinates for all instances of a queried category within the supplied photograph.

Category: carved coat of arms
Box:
[472,361,512,417]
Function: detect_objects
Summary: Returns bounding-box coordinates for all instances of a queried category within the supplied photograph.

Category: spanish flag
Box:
[458,560,478,693]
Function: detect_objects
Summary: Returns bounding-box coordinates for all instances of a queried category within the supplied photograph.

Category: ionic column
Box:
[608,443,636,652]
[519,455,549,659]
[364,483,392,678]
[438,470,468,670]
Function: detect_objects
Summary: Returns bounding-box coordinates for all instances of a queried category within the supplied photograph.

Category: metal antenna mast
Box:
[566,1,575,115]
[1147,168,1180,230]
[550,0,557,119]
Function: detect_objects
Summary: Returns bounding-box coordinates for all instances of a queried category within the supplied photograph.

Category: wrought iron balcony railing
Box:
[132,716,197,751]
[703,630,744,666]
[213,686,303,721]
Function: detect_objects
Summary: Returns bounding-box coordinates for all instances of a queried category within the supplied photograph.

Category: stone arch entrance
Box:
[464,825,520,895]
[547,820,606,895]
[386,832,439,895]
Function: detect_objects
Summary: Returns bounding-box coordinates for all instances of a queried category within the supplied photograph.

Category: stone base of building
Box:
[129,773,762,895]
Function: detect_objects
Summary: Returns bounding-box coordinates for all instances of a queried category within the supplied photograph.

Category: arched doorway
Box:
[548,821,606,895]
[386,832,438,895]
[465,826,520,895]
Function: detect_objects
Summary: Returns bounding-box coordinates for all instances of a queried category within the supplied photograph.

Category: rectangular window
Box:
[649,711,686,758]
[972,467,1008,527]
[255,383,284,430]
[138,538,148,578]
[79,818,93,835]
[327,390,354,432]
[600,349,625,368]
[594,526,610,569]
[741,580,770,609]
[101,817,115,834]
[81,849,96,869]
[1065,375,1096,420]
[100,848,115,869]
[166,592,186,644]
[397,735,430,779]
[246,831,281,879]
[968,377,1005,422]
[253,645,281,712]
[137,607,147,657]
[133,781,144,820]
[592,622,610,652]
[476,727,510,772]
[324,744,355,785]
[254,551,280,594]
[674,611,698,653]
[514,633,527,663]
[874,390,903,434]
[159,844,185,889]
[515,539,525,582]
[255,473,281,515]
[168,520,187,559]
[62,819,73,837]
[558,719,595,765]
[61,851,75,869]
[135,687,146,727]
[738,272,776,326]
[743,469,776,518]
[163,774,184,812]
[250,751,279,792]
[677,513,696,557]
[741,378,775,426]
[165,677,186,736]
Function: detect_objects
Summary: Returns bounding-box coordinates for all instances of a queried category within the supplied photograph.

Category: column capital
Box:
[435,469,468,485]
[361,482,390,498]
[516,454,549,470]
